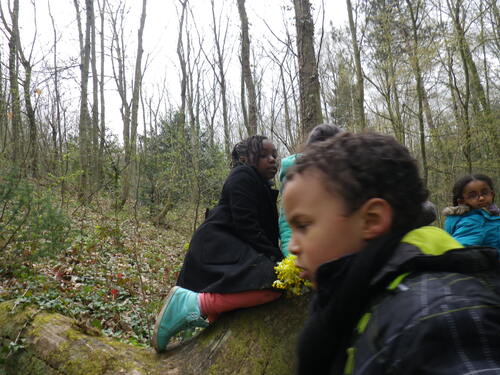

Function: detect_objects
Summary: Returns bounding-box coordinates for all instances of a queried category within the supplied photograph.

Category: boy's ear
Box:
[359,198,393,240]
[457,198,465,205]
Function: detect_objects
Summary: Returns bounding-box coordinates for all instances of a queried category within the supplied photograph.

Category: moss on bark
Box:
[0,294,310,374]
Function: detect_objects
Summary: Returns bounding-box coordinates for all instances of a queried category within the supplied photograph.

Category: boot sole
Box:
[152,286,180,353]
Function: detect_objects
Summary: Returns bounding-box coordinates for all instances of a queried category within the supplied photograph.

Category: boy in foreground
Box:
[284,132,500,374]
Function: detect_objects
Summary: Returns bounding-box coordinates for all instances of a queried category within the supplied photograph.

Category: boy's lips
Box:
[295,264,309,280]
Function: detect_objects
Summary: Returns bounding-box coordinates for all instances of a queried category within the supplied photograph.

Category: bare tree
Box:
[97,0,106,186]
[177,0,188,125]
[400,0,429,186]
[293,0,323,139]
[48,2,62,172]
[447,0,499,165]
[72,0,92,199]
[89,0,99,188]
[237,0,258,136]
[0,0,22,167]
[209,0,231,155]
[346,0,366,130]
[108,0,148,208]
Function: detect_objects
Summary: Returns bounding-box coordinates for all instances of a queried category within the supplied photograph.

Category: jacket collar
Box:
[371,226,498,287]
[315,226,498,294]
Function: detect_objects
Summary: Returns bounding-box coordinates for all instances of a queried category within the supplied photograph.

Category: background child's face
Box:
[459,180,494,210]
[283,170,365,286]
[256,139,278,180]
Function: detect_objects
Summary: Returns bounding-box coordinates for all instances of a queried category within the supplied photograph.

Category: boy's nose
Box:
[288,236,300,255]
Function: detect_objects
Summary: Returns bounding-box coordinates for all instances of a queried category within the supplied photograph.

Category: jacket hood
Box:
[443,204,500,216]
[442,205,470,216]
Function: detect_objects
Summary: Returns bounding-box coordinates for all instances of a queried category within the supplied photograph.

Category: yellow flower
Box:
[273,255,312,296]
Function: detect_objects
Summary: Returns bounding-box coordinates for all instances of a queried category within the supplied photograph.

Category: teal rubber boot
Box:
[152,286,208,353]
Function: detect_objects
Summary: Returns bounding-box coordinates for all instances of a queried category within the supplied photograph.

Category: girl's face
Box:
[283,170,366,286]
[255,139,278,180]
[459,180,494,210]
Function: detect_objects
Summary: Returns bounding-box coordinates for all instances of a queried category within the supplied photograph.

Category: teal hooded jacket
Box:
[278,154,299,256]
[443,206,500,252]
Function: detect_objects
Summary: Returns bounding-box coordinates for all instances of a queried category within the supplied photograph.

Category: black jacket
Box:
[177,165,283,293]
[297,226,500,375]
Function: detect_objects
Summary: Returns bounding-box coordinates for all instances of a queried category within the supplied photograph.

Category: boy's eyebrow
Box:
[287,214,307,224]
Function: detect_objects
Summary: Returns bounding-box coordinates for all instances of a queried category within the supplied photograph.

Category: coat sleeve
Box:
[449,214,486,247]
[225,170,281,260]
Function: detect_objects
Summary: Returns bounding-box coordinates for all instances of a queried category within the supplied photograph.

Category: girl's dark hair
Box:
[230,135,268,168]
[306,123,344,145]
[452,174,495,206]
[288,132,428,232]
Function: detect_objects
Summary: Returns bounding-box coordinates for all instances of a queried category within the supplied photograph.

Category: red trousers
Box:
[198,290,281,323]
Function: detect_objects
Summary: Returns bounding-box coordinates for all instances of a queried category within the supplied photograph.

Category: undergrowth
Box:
[0,197,196,347]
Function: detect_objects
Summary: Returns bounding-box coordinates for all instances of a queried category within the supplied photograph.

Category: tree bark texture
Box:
[0,294,310,374]
[75,0,92,200]
[210,0,231,156]
[237,0,258,136]
[90,0,99,189]
[177,0,188,125]
[405,0,428,187]
[5,0,22,166]
[346,0,366,130]
[293,0,323,140]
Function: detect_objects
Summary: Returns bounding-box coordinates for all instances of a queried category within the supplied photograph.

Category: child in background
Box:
[152,135,283,353]
[278,123,343,256]
[443,173,500,251]
[283,132,500,374]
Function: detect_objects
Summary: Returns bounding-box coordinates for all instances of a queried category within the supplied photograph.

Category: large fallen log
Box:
[0,294,310,374]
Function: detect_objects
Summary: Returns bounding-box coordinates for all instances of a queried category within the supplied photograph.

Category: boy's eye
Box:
[294,222,309,231]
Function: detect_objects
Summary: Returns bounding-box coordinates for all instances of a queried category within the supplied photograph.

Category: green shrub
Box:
[0,168,71,272]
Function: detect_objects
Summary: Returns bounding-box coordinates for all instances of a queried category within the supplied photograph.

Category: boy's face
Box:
[283,170,366,286]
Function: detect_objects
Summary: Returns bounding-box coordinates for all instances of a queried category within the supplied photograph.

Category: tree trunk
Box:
[210,0,231,156]
[346,0,366,130]
[405,0,428,187]
[48,2,62,175]
[0,295,309,374]
[3,0,22,167]
[127,0,147,204]
[97,0,106,187]
[237,0,258,136]
[293,0,323,140]
[448,0,499,164]
[90,0,99,190]
[74,0,92,201]
[177,0,188,125]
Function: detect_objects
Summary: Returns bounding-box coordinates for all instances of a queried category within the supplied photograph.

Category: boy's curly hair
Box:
[287,132,428,232]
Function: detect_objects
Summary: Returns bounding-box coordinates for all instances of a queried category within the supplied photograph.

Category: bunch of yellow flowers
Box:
[273,255,312,296]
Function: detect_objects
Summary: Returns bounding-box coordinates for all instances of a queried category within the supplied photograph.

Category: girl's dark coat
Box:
[176,165,283,293]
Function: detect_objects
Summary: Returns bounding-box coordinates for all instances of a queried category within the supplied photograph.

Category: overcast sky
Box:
[13,0,348,139]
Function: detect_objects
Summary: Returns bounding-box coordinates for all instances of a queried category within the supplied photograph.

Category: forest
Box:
[0,0,498,371]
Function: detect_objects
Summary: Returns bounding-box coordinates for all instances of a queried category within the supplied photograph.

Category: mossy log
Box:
[0,294,310,375]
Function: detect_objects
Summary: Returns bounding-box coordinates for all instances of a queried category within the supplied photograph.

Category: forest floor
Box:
[0,198,197,347]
